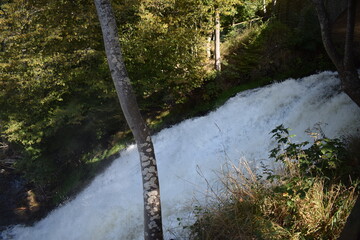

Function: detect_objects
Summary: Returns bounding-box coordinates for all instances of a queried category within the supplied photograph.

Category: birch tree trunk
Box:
[207,35,212,59]
[214,8,221,71]
[263,0,267,13]
[94,0,163,239]
[312,0,360,107]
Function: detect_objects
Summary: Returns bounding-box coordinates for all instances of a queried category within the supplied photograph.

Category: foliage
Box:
[0,0,220,188]
[0,0,338,209]
[118,0,210,107]
[0,0,125,185]
[269,125,359,188]
[220,0,332,87]
[188,127,359,240]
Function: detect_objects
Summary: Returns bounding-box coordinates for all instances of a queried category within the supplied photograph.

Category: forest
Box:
[1,0,360,239]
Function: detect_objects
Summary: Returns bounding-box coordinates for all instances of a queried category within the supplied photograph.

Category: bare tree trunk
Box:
[312,0,360,108]
[341,0,360,107]
[263,0,267,13]
[94,1,163,239]
[344,0,356,71]
[312,0,343,70]
[214,8,221,71]
[207,35,212,59]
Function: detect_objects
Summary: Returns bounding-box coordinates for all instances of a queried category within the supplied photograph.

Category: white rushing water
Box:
[2,71,360,240]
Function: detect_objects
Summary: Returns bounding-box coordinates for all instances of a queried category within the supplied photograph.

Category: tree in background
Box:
[210,0,241,72]
[207,0,269,72]
[215,7,222,71]
[94,0,163,239]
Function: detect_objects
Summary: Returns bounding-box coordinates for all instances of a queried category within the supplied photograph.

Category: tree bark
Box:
[312,0,343,70]
[338,196,360,240]
[214,8,221,71]
[263,0,267,13]
[344,0,356,71]
[312,0,360,108]
[341,0,360,107]
[94,1,163,239]
[207,35,212,59]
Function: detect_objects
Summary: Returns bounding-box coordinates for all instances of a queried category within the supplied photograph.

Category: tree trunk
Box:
[207,35,212,59]
[312,0,343,70]
[340,69,360,108]
[94,1,163,239]
[263,0,267,13]
[312,0,360,108]
[344,0,356,71]
[341,0,360,107]
[214,8,221,71]
[338,196,360,240]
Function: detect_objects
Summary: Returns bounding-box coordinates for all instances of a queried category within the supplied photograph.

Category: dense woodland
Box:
[1,0,355,229]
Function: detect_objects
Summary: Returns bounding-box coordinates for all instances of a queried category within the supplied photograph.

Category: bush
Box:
[188,126,359,240]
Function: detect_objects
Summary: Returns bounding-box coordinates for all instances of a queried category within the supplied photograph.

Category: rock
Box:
[0,166,53,228]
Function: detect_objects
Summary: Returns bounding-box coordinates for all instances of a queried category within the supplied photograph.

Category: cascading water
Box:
[1,71,360,240]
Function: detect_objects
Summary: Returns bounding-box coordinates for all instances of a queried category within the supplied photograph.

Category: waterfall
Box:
[2,71,360,240]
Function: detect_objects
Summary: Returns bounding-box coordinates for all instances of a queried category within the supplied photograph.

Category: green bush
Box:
[269,125,360,188]
[188,126,359,240]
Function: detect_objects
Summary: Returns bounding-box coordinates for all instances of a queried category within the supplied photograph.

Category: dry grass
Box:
[189,161,358,240]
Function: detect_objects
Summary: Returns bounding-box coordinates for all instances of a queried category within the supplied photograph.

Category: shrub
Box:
[188,126,359,240]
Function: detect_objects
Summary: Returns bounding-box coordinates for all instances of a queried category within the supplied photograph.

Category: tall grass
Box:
[189,163,357,240]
